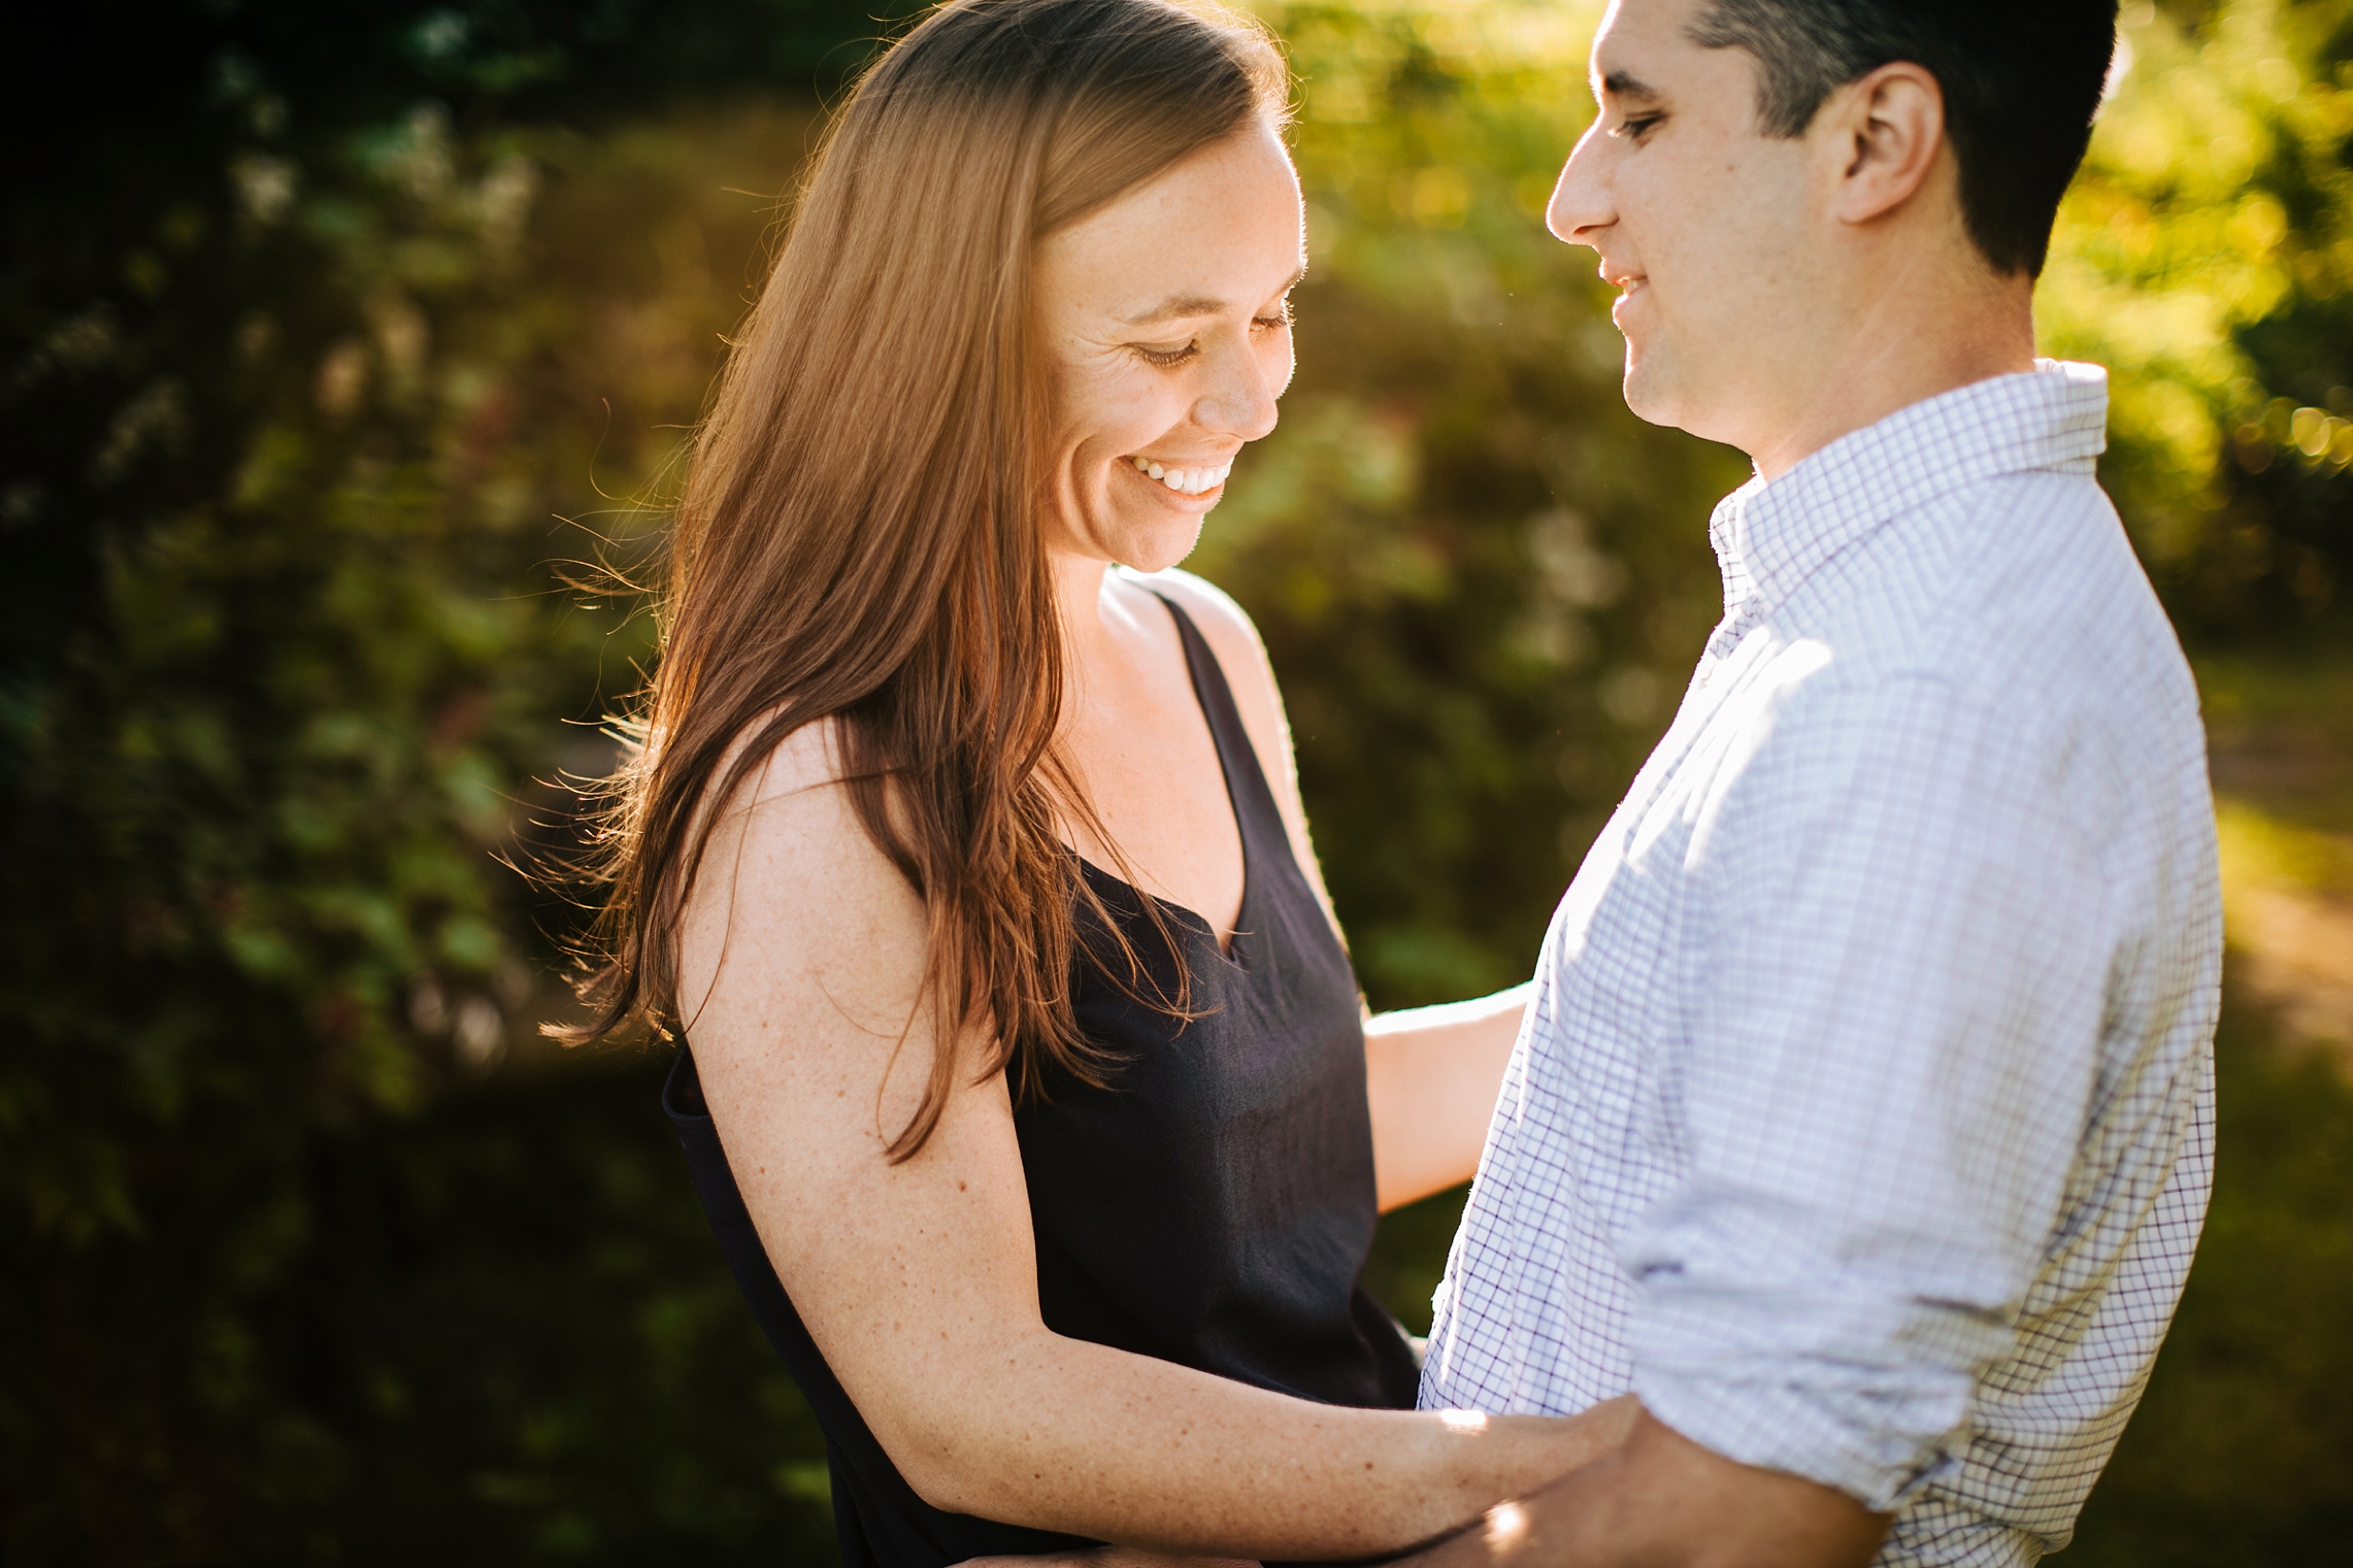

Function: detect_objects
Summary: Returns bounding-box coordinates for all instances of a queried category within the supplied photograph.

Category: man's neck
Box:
[1743,267,2038,482]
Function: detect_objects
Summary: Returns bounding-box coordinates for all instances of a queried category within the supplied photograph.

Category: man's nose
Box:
[1546,122,1612,247]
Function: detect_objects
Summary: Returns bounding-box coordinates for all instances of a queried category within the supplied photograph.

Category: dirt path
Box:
[2202,656,2353,1064]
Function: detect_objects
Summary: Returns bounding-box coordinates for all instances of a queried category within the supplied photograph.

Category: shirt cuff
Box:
[1628,1289,1984,1512]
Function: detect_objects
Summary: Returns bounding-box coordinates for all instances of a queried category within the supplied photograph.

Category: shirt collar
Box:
[1706,359,2110,621]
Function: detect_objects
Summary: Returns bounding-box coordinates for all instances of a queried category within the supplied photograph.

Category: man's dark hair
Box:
[1688,0,2118,276]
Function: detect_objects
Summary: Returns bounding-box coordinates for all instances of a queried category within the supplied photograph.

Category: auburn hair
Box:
[557,0,1291,1160]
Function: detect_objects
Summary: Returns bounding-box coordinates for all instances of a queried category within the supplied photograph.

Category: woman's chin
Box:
[1105,510,1209,575]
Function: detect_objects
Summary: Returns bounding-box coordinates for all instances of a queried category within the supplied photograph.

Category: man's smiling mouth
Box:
[1605,268,1647,328]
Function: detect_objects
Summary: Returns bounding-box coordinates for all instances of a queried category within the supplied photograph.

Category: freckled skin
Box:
[1027,120,1307,948]
[1032,115,1304,576]
[670,109,1636,1560]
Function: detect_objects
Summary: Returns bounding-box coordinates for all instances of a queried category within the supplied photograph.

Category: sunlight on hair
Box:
[2099,31,2134,111]
[1438,1408,1490,1435]
[1485,1500,1530,1552]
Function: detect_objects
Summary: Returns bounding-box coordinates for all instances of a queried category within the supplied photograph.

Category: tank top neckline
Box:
[1070,588,1274,969]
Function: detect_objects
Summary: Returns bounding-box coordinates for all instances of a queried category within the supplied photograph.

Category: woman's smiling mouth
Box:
[1127,455,1233,495]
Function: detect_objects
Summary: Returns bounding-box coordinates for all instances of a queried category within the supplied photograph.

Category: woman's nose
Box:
[1197,336,1284,443]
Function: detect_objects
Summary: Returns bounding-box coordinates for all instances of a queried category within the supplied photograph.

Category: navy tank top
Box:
[664,593,1420,1567]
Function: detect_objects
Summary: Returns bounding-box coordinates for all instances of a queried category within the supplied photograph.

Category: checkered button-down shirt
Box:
[1421,363,2220,1567]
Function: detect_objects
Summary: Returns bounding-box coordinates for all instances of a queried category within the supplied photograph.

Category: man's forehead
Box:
[1589,0,1703,96]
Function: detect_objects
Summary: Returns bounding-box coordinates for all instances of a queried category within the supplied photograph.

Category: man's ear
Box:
[1821,61,1945,227]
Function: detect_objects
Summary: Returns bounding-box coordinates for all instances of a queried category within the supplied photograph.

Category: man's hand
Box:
[1405,1407,1890,1568]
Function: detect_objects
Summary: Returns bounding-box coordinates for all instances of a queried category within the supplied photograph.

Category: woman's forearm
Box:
[1365,982,1532,1211]
[893,1325,1633,1558]
[679,771,1585,1557]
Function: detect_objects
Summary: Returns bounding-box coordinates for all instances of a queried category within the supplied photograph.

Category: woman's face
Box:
[1033,114,1306,574]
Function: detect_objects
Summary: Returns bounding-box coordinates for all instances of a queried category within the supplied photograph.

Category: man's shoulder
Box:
[1720,471,2205,867]
[1943,470,2199,731]
[1789,468,2194,730]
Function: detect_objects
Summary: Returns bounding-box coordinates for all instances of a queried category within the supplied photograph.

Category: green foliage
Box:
[4,0,2349,1561]
[2042,0,2353,630]
[2,6,879,1559]
[10,1057,839,1561]
[2066,1004,2353,1564]
[1199,0,1746,1005]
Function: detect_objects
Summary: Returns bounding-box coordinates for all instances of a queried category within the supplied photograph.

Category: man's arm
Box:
[1416,670,2099,1568]
[1495,663,2108,1565]
[958,1397,1885,1568]
[1404,1407,1888,1568]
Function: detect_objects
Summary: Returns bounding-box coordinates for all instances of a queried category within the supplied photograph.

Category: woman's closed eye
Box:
[1614,112,1664,142]
[1133,339,1202,367]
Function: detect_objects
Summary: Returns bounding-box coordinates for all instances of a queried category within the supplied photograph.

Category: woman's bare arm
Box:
[1364,985,1528,1211]
[677,725,1622,1558]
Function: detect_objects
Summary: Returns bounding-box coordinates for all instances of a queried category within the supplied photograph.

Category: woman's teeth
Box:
[1129,456,1231,495]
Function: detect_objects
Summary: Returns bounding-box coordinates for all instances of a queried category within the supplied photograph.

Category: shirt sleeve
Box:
[1623,664,2113,1512]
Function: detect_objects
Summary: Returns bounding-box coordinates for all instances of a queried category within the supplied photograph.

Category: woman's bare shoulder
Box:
[1125,564,1257,636]
[702,709,851,821]
[1119,571,1342,936]
[1122,566,1280,704]
[674,707,926,1049]
[677,710,898,967]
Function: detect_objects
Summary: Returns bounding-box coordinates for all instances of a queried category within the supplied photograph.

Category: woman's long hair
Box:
[557,0,1290,1160]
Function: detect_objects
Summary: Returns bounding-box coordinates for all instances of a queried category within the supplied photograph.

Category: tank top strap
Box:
[1145,589,1289,857]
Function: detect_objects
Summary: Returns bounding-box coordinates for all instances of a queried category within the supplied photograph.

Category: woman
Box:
[565,0,1627,1561]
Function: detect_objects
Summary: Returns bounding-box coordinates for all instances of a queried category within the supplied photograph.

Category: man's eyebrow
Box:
[1597,69,1662,102]
[1121,267,1306,327]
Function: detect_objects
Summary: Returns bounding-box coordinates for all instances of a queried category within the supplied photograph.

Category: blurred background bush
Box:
[3,0,2348,1560]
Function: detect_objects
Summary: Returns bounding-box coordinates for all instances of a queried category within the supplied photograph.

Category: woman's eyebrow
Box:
[1123,293,1226,326]
[1121,267,1307,327]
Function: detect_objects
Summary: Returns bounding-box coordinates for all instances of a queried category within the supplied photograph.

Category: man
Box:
[1409,1,2219,1564]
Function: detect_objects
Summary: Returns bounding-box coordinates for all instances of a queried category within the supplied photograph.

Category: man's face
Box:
[1548,0,1819,447]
